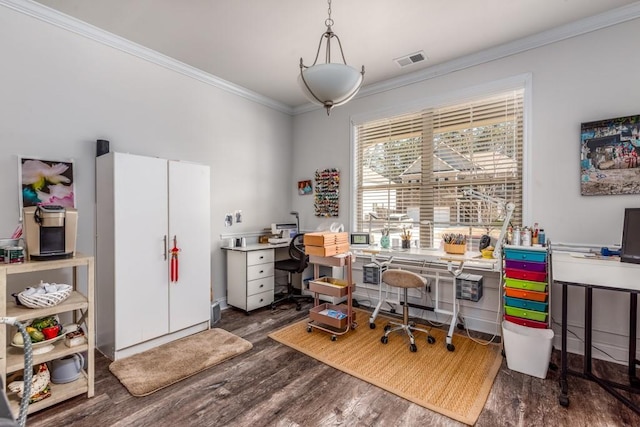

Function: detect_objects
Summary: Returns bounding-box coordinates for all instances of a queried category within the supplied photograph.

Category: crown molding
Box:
[293,1,640,115]
[0,0,295,115]
[3,0,640,117]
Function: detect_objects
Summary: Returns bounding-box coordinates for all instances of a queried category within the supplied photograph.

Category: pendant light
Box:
[299,0,365,115]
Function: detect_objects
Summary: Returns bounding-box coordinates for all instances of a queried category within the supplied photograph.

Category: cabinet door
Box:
[168,160,211,331]
[113,153,170,348]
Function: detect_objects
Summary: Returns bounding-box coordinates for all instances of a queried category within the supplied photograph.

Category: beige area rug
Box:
[269,308,502,425]
[109,328,253,396]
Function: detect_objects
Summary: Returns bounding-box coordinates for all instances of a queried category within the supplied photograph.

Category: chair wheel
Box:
[427,336,436,344]
[381,336,388,344]
[331,335,337,341]
[559,395,569,407]
[295,303,301,311]
[307,326,312,333]
[410,343,417,352]
[447,343,455,352]
[369,322,376,329]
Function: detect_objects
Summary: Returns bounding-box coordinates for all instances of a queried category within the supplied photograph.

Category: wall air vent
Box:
[394,51,427,68]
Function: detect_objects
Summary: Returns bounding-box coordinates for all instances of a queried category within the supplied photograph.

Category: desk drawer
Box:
[247,290,274,311]
[504,248,547,262]
[247,263,274,281]
[504,296,548,312]
[505,277,547,292]
[505,268,547,282]
[247,249,274,266]
[504,287,548,302]
[504,306,547,322]
[248,276,274,296]
[504,315,548,329]
[505,259,546,272]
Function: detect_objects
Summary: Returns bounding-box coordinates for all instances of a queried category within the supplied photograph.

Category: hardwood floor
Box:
[25,301,640,426]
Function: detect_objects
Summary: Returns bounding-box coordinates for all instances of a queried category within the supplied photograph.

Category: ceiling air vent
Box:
[394,51,427,68]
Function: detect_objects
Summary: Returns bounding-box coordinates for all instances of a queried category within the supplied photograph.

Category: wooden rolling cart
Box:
[306,254,357,341]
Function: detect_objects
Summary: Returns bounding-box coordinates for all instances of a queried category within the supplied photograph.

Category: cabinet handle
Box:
[259,284,264,288]
[259,270,264,274]
[259,256,264,259]
[260,298,263,302]
[163,235,168,260]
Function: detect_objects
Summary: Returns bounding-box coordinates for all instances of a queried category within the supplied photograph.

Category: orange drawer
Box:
[504,287,548,302]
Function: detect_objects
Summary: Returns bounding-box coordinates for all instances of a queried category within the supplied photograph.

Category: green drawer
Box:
[504,277,547,292]
[504,306,547,322]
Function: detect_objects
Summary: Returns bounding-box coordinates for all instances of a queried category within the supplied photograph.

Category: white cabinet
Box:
[96,152,211,360]
[226,249,275,312]
[0,255,94,416]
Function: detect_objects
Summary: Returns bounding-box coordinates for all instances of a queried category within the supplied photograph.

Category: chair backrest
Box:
[289,233,309,273]
[382,269,426,289]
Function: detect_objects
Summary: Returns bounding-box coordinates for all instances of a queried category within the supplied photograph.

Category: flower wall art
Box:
[19,157,75,217]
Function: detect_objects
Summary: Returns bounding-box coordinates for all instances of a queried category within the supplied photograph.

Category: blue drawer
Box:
[503,247,547,262]
[504,296,548,312]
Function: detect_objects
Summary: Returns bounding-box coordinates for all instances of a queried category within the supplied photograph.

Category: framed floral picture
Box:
[18,157,76,218]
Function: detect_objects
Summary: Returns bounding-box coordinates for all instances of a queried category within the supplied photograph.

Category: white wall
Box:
[0,7,293,303]
[292,19,640,362]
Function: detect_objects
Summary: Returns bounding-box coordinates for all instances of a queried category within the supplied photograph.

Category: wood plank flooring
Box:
[25,301,640,426]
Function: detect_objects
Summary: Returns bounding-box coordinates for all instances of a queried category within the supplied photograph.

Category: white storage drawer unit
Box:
[227,248,275,312]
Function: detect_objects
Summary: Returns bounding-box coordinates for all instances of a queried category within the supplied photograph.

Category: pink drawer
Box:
[505,268,547,282]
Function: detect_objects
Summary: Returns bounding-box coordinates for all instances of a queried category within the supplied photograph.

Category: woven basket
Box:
[444,243,466,254]
[18,285,72,308]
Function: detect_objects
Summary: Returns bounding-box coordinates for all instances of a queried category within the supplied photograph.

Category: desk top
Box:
[221,242,289,252]
[350,246,500,271]
[552,251,640,291]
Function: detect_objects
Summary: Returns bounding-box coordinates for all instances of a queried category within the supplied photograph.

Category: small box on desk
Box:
[304,232,348,247]
[455,273,483,302]
[305,243,349,256]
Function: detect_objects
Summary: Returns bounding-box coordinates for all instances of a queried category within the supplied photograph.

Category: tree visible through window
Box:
[353,89,524,250]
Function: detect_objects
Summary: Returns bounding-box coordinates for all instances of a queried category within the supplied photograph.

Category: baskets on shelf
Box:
[17,284,72,309]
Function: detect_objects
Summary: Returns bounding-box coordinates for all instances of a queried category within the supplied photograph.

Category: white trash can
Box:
[502,320,554,379]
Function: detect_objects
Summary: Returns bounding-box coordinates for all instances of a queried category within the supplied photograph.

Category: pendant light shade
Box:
[299,0,365,115]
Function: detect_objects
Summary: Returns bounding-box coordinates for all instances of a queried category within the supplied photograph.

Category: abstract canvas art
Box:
[580,115,640,196]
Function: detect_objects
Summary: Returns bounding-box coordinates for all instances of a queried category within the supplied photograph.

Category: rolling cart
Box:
[306,253,357,341]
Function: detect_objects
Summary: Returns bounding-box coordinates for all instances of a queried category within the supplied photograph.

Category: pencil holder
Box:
[444,243,466,254]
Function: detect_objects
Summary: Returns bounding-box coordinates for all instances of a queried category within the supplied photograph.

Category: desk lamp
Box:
[290,211,300,233]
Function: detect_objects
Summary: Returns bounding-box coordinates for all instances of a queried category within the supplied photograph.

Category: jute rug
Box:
[269,308,502,425]
[109,328,253,396]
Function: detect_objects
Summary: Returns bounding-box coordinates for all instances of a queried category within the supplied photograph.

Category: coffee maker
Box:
[23,205,78,260]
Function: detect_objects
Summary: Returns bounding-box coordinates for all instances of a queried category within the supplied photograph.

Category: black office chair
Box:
[271,233,310,311]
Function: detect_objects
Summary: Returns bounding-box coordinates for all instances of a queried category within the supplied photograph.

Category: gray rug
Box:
[109,328,253,396]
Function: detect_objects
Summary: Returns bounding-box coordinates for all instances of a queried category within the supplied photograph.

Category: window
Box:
[353,89,524,249]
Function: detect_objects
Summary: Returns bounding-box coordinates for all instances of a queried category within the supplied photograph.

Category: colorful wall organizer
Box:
[314,168,340,217]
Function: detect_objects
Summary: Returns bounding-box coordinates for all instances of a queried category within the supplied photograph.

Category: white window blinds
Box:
[353,89,524,249]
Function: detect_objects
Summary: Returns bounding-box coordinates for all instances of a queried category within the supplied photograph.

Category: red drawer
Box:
[504,259,546,272]
[504,315,548,329]
[505,268,547,282]
[504,287,548,302]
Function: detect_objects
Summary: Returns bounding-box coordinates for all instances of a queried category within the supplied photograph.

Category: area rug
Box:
[269,308,502,425]
[109,328,253,396]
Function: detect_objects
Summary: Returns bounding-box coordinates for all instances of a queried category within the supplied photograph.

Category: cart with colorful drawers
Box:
[503,245,550,328]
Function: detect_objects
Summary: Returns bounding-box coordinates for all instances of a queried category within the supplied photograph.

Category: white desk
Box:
[351,246,500,351]
[552,251,640,414]
[223,243,289,312]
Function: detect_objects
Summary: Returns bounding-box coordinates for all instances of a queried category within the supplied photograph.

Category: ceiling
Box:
[31,0,639,110]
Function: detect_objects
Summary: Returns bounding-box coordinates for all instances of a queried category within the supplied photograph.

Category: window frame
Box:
[349,75,532,248]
